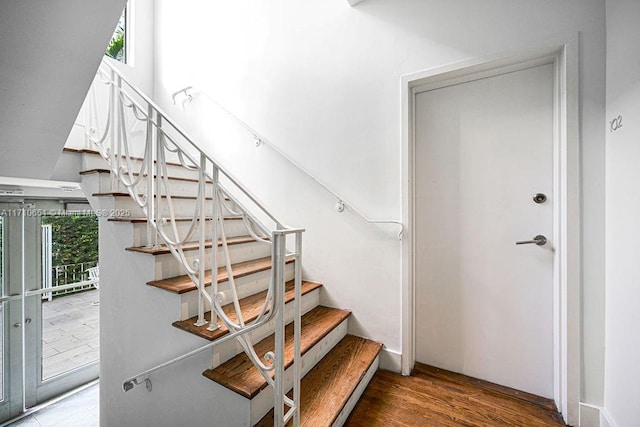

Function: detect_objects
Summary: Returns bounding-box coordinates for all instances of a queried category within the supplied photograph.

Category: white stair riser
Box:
[179,262,295,320]
[85,169,214,198]
[82,153,201,180]
[209,288,321,371]
[153,240,272,280]
[111,195,216,218]
[92,171,113,193]
[332,356,379,427]
[250,319,350,425]
[112,195,239,218]
[112,178,215,199]
[130,218,248,247]
[82,152,109,171]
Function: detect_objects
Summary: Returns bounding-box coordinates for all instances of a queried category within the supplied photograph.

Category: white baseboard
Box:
[378,348,401,373]
[599,408,617,427]
[579,403,618,427]
[579,403,601,427]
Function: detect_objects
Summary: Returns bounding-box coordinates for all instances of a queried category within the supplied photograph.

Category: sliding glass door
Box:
[0,200,99,423]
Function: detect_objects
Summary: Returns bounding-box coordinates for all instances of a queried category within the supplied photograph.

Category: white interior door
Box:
[414,64,554,398]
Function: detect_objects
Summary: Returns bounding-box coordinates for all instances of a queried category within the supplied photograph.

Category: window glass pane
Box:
[40,215,99,380]
[105,8,126,63]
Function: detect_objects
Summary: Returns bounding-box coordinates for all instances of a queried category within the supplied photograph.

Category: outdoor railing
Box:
[52,262,98,287]
[84,58,303,426]
[41,250,98,301]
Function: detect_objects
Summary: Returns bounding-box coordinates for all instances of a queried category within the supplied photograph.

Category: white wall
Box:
[151,0,606,408]
[109,0,155,95]
[604,1,640,425]
[61,0,155,155]
[0,0,127,180]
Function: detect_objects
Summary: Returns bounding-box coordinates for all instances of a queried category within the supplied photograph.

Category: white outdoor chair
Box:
[88,265,100,305]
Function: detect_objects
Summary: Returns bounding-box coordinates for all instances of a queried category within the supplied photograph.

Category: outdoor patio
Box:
[0,288,99,402]
[42,289,99,379]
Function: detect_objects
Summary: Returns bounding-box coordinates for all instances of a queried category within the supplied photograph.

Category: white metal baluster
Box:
[208,166,220,331]
[146,106,156,248]
[153,115,162,249]
[109,70,118,192]
[195,153,207,327]
[116,75,125,192]
[293,231,302,426]
[273,231,286,427]
[83,86,92,149]
[217,197,245,328]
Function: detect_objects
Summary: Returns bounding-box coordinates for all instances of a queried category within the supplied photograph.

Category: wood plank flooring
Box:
[345,363,566,427]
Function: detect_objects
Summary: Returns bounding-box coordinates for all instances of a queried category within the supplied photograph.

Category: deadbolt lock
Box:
[533,193,547,204]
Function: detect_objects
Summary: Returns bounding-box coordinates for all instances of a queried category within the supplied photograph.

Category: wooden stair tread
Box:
[203,306,352,399]
[126,235,262,255]
[173,280,322,341]
[147,256,295,294]
[79,168,110,175]
[64,147,103,154]
[81,169,205,183]
[108,215,242,223]
[256,335,383,427]
[122,172,212,184]
[92,192,215,200]
[68,147,190,168]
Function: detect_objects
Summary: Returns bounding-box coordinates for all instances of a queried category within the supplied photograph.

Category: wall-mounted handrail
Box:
[104,63,285,230]
[122,299,279,392]
[186,88,404,240]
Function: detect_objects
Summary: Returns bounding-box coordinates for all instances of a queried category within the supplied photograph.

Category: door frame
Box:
[0,200,99,423]
[401,38,580,425]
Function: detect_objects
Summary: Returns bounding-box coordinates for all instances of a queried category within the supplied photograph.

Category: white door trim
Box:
[400,38,580,426]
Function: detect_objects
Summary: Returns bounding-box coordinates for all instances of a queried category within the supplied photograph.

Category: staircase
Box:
[72,60,382,426]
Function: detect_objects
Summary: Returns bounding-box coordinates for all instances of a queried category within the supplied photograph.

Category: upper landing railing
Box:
[171,86,404,240]
[84,58,303,427]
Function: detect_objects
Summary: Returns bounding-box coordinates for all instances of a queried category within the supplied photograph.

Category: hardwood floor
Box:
[345,363,566,427]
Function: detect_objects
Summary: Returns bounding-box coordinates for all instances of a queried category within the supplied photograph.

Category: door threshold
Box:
[0,378,99,427]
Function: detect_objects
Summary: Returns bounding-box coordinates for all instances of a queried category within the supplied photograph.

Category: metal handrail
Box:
[179,87,404,239]
[84,58,302,426]
[25,280,98,297]
[122,294,279,392]
[104,64,285,230]
[0,294,21,303]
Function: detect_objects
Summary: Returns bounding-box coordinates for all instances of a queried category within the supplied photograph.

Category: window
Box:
[105,7,127,63]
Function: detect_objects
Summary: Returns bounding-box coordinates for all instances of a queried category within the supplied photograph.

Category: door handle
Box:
[13,318,32,328]
[516,235,547,246]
